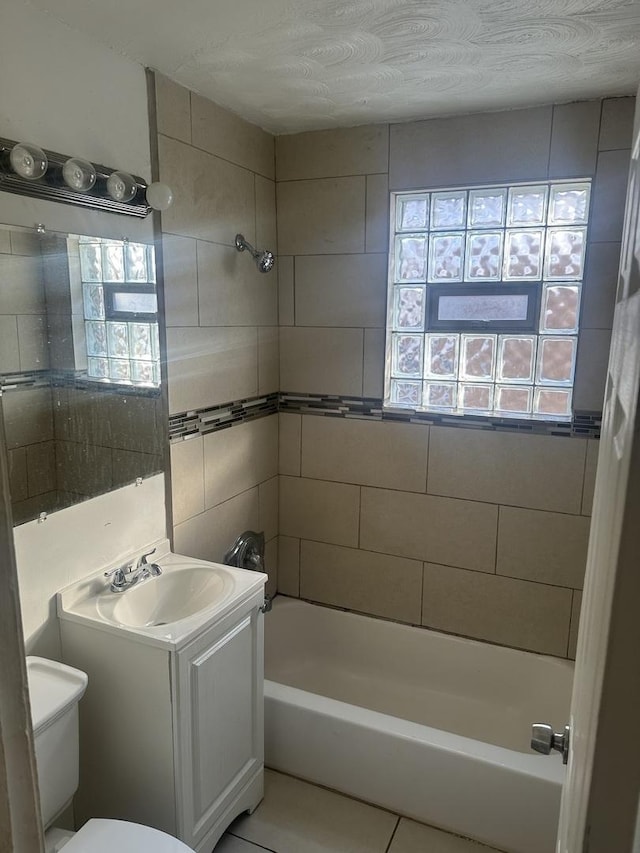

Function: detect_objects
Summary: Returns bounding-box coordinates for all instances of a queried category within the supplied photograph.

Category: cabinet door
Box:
[175,603,264,848]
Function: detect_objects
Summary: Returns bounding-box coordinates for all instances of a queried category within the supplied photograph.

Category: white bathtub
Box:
[264,596,574,853]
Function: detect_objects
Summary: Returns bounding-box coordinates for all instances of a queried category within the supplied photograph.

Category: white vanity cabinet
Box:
[174,596,264,849]
[58,568,265,853]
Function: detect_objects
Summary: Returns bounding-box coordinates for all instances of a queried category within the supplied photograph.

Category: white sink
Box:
[57,542,268,649]
[97,565,235,628]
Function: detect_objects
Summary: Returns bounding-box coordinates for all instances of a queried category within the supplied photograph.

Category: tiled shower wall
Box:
[154,75,279,594]
[275,97,634,657]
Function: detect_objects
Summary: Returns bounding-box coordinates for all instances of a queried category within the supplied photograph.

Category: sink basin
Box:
[97,565,235,628]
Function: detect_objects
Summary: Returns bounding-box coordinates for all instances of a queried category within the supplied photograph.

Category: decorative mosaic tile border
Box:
[169,393,279,442]
[169,391,600,441]
[279,393,601,439]
[0,369,51,393]
[0,369,161,398]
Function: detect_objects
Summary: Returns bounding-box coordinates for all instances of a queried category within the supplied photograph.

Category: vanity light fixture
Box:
[0,135,173,218]
[62,157,97,192]
[9,142,48,180]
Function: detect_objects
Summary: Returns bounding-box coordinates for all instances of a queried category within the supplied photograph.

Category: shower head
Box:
[235,233,275,273]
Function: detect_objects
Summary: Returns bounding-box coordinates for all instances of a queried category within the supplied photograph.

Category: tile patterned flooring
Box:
[214,770,503,853]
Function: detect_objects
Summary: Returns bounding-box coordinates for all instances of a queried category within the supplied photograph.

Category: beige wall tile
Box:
[278,256,294,326]
[170,436,204,525]
[591,148,632,242]
[166,326,258,413]
[155,74,191,144]
[582,242,621,330]
[363,329,385,398]
[360,487,498,572]
[204,415,278,508]
[191,92,274,179]
[428,427,586,514]
[9,229,41,257]
[0,228,11,254]
[280,327,363,395]
[8,447,28,502]
[158,136,255,245]
[259,475,279,542]
[548,101,601,178]
[422,563,572,656]
[258,326,279,394]
[295,254,386,327]
[56,441,112,496]
[256,176,277,252]
[173,487,259,563]
[264,536,278,599]
[301,416,428,492]
[279,414,301,476]
[276,125,388,181]
[389,106,552,190]
[279,475,360,547]
[366,174,390,254]
[582,439,599,516]
[17,315,49,370]
[300,540,422,624]
[197,240,277,327]
[600,97,635,151]
[3,388,54,449]
[26,441,56,497]
[497,506,590,588]
[0,254,45,314]
[277,535,300,596]
[162,234,198,327]
[574,328,611,412]
[0,316,19,372]
[277,177,366,255]
[568,590,583,659]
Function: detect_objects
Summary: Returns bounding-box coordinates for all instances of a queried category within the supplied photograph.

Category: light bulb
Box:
[62,157,96,192]
[145,182,173,211]
[106,170,137,202]
[10,143,47,180]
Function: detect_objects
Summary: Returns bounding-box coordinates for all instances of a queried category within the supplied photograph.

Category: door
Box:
[556,96,640,852]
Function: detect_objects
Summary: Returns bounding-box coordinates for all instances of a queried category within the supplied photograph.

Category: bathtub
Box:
[264,596,574,853]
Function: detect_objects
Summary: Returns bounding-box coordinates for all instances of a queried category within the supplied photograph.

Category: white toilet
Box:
[27,656,196,853]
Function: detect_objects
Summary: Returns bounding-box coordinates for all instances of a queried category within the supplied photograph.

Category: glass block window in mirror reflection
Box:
[76,236,160,387]
[384,178,591,421]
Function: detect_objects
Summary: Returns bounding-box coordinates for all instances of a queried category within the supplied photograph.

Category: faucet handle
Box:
[104,566,126,580]
[139,548,156,566]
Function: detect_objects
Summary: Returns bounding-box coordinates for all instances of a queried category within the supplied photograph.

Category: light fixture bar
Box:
[0,136,151,218]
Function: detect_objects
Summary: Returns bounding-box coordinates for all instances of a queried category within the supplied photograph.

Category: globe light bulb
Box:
[62,157,96,192]
[106,170,137,202]
[10,143,48,180]
[145,182,173,211]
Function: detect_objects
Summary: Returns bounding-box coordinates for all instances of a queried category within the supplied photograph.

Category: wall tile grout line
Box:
[158,131,275,182]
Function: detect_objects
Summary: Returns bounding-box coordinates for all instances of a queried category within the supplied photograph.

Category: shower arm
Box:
[235,234,260,259]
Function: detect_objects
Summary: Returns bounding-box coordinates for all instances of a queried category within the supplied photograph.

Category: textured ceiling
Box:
[29,0,640,133]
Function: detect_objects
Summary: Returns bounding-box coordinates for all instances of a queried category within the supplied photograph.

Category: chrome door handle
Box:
[531,723,570,764]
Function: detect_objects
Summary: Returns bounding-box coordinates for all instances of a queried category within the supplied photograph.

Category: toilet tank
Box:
[26,657,88,829]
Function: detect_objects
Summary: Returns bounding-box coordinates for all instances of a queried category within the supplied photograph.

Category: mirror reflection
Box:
[0,224,164,525]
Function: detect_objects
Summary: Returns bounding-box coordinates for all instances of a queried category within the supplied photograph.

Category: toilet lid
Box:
[62,819,195,852]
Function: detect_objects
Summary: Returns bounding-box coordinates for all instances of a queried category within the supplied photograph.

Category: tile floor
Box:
[214,769,503,853]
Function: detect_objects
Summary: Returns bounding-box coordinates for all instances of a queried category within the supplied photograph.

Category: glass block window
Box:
[78,236,160,387]
[385,180,591,421]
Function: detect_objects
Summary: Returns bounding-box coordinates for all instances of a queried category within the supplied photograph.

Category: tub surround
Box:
[154,75,279,598]
[272,96,633,659]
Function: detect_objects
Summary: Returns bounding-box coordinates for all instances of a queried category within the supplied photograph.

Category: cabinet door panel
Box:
[175,602,264,848]
[192,616,254,814]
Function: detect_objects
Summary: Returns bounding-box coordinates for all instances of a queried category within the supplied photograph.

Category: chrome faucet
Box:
[223,531,272,613]
[104,548,162,593]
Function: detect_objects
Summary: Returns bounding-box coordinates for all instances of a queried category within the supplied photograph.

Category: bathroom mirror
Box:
[0,222,165,525]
